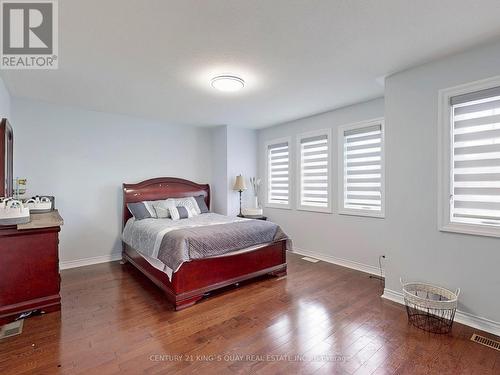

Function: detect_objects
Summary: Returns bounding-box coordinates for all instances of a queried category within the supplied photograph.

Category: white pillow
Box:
[145,200,170,218]
[142,200,159,218]
[154,205,170,219]
[165,199,179,220]
[173,197,200,216]
[166,199,195,221]
[189,196,202,215]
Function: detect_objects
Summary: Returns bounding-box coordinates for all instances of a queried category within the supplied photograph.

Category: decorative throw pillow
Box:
[176,206,189,219]
[154,205,170,219]
[127,202,152,220]
[165,199,183,220]
[194,195,209,213]
[145,200,170,218]
[174,197,199,216]
[165,199,178,220]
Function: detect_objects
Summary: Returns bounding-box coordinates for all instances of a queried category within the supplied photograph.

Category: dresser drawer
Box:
[0,227,60,318]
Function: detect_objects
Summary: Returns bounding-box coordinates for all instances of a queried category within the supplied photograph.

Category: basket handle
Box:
[400,277,405,286]
[455,288,461,298]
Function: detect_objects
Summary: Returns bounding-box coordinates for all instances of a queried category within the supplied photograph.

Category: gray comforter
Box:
[122,213,291,276]
[157,219,289,272]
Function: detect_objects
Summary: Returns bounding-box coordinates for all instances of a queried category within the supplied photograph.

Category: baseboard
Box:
[59,252,122,270]
[381,288,405,305]
[291,248,384,277]
[382,288,500,337]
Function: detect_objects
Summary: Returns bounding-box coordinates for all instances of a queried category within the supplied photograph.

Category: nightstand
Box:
[243,215,267,221]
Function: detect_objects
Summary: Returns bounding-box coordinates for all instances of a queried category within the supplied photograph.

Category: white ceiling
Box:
[3,0,500,128]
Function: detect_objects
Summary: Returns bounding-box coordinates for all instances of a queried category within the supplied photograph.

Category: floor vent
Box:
[0,320,24,339]
[301,256,320,263]
[471,333,500,351]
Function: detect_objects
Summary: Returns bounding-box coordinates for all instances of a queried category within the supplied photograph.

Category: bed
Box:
[121,177,288,310]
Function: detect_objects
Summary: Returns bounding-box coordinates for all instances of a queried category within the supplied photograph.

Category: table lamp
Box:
[233,175,247,217]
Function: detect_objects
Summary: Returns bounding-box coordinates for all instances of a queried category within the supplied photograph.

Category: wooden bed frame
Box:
[122,177,287,310]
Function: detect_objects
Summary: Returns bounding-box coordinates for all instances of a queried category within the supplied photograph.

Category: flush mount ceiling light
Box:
[210,75,245,92]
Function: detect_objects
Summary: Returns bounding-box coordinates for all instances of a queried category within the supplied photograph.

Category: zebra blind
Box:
[267,141,290,206]
[450,86,500,227]
[299,133,329,209]
[342,123,383,213]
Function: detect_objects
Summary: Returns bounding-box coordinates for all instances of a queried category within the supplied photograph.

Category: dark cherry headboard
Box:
[122,177,210,227]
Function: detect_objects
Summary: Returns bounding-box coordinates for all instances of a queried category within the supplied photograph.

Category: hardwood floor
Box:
[1,252,498,374]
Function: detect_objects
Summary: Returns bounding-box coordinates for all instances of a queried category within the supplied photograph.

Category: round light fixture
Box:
[210,75,245,92]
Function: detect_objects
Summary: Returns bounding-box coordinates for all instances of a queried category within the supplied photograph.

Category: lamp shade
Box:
[233,175,247,191]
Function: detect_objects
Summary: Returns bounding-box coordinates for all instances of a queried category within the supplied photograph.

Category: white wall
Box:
[384,40,500,324]
[210,125,258,216]
[12,98,212,263]
[210,125,228,214]
[0,76,10,119]
[227,126,257,216]
[257,41,500,329]
[257,98,385,270]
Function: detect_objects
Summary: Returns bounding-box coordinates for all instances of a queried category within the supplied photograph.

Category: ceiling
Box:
[3,0,500,128]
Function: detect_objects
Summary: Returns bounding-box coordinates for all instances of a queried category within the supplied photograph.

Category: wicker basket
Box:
[401,279,460,334]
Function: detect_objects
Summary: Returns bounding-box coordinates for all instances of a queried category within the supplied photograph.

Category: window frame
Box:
[264,136,292,210]
[337,118,386,218]
[296,128,333,213]
[438,75,500,238]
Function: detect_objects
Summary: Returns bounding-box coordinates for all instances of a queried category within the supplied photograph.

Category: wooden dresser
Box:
[0,211,64,325]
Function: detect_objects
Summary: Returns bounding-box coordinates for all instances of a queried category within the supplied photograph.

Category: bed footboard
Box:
[122,240,287,310]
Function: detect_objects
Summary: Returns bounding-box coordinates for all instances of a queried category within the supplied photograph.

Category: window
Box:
[266,137,291,209]
[439,77,500,237]
[338,119,385,217]
[297,129,332,212]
